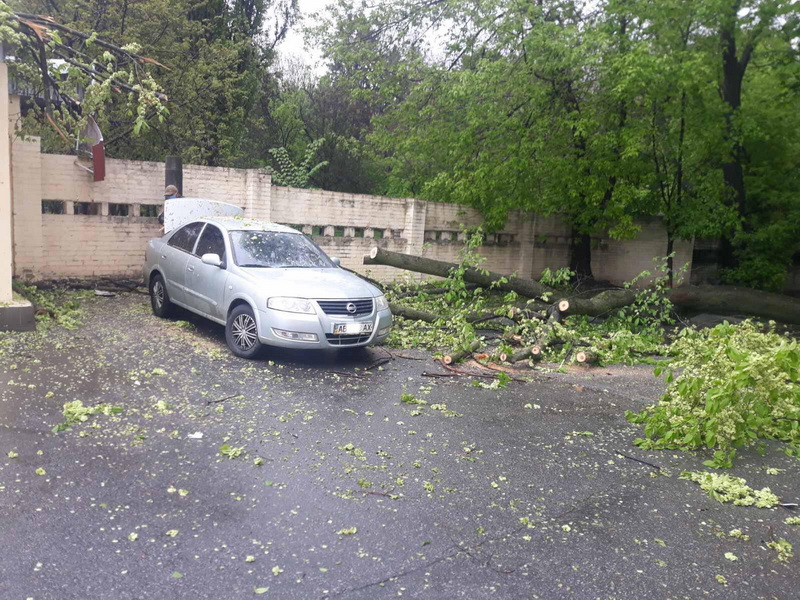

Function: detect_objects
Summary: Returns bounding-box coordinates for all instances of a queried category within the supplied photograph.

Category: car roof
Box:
[203,216,300,234]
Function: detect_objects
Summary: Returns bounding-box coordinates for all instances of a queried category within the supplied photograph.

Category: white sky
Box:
[275,0,331,67]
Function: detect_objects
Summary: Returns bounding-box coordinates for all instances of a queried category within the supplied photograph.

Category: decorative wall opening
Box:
[41,200,65,214]
[74,202,100,215]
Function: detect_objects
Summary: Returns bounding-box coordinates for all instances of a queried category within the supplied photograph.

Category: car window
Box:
[230,231,334,268]
[168,222,204,253]
[195,224,226,260]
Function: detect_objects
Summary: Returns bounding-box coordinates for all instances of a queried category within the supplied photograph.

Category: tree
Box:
[0,4,167,144]
[10,0,299,166]
[314,0,800,289]
[705,0,800,289]
[317,1,652,279]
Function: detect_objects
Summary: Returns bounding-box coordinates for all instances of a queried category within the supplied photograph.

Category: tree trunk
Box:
[569,232,593,281]
[720,14,747,216]
[368,249,800,324]
[389,303,440,323]
[364,247,553,298]
[666,233,674,288]
[560,290,637,317]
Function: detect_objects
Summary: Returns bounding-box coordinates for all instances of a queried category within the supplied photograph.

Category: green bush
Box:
[627,321,800,466]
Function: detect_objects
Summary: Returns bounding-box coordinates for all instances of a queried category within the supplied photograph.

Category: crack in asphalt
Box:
[324,548,460,599]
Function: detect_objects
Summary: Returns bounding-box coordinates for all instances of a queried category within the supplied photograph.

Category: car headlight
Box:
[267,297,316,314]
[375,294,389,311]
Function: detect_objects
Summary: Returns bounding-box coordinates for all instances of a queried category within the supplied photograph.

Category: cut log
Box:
[443,340,482,365]
[574,349,598,365]
[365,247,554,298]
[502,347,542,364]
[560,289,637,317]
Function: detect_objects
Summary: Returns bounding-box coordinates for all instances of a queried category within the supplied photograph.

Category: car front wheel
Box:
[149,273,173,318]
[226,304,263,359]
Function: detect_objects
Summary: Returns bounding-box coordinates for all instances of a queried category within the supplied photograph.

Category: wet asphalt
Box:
[0,293,798,600]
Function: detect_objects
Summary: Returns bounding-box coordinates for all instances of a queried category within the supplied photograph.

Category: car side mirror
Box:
[201,253,223,268]
[330,257,341,267]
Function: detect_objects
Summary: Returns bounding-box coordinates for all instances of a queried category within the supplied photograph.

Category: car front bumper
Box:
[256,306,393,349]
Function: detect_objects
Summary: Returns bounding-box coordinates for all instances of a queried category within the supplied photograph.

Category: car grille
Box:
[316,299,373,316]
[325,334,371,346]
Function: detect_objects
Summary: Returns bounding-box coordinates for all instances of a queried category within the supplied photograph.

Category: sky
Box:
[276,0,331,66]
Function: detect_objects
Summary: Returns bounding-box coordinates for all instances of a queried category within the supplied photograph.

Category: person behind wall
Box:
[158,185,179,227]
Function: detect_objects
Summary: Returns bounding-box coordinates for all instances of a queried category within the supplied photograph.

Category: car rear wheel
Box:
[226,304,263,359]
[149,273,173,318]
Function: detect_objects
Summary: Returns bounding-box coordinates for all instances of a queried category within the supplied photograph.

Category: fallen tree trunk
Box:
[560,285,800,325]
[365,246,554,298]
[390,303,514,327]
[559,290,637,318]
[370,248,800,325]
[389,303,440,323]
[668,285,800,325]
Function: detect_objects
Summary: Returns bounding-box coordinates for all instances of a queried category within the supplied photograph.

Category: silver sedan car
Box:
[143,216,392,358]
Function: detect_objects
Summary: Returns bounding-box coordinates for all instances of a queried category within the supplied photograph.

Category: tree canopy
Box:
[312,0,800,289]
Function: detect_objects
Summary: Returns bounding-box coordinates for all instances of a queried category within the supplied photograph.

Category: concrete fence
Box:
[9,133,693,285]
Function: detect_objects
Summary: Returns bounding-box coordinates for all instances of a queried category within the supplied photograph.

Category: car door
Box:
[184,223,229,320]
[162,221,205,305]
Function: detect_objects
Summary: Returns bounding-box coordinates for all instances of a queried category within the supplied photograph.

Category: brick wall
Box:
[10,138,695,287]
[39,215,163,278]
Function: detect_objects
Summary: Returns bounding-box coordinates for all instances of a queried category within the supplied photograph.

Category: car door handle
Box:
[161,254,167,259]
[187,266,194,272]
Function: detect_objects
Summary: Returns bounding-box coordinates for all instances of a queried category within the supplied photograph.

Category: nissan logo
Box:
[346,302,357,314]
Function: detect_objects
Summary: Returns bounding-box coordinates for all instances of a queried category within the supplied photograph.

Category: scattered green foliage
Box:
[767,538,793,562]
[13,283,91,331]
[400,393,425,405]
[53,400,122,432]
[539,267,575,290]
[628,321,800,465]
[387,242,677,368]
[728,529,749,541]
[219,444,245,459]
[679,471,780,508]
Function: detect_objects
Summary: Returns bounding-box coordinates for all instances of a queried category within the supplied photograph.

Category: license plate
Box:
[333,322,374,335]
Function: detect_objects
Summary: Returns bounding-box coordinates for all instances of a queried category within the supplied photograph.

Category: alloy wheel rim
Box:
[153,281,164,309]
[232,314,258,350]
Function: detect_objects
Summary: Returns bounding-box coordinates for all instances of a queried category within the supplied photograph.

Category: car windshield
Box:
[230,230,335,269]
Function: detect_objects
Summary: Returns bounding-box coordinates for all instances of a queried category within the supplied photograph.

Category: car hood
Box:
[239,267,381,299]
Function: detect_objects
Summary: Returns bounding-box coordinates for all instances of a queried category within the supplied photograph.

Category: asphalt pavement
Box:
[0,293,797,599]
